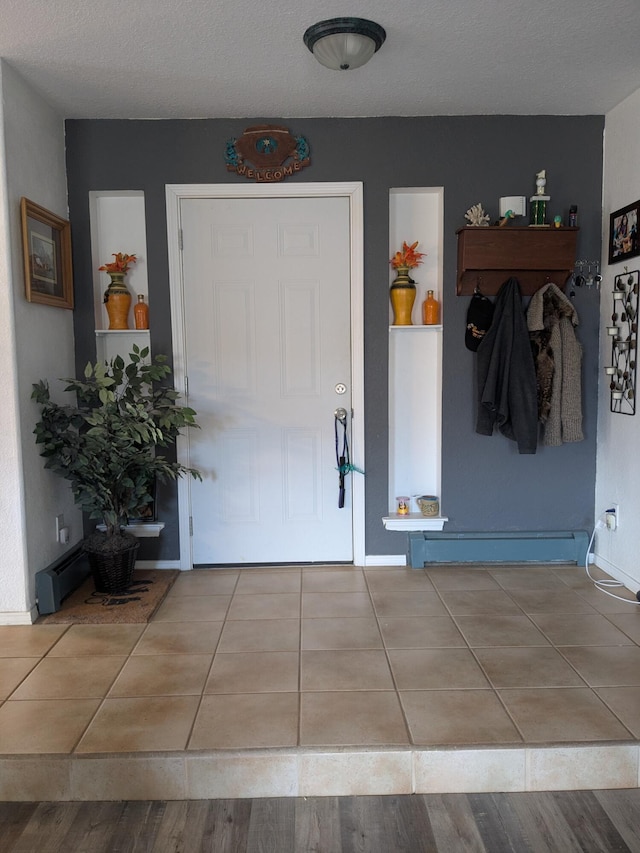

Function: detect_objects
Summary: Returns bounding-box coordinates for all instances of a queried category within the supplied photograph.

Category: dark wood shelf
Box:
[456,226,579,296]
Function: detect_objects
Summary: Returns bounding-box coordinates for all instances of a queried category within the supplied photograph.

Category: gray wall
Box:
[65,116,604,560]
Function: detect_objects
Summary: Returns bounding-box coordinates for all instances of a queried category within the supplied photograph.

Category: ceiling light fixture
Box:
[303,18,386,71]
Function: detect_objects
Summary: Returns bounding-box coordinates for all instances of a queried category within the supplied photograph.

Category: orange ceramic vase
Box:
[390,266,416,326]
[104,273,131,330]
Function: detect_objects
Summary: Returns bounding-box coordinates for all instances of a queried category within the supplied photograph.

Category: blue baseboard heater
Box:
[408,530,589,569]
[35,544,91,615]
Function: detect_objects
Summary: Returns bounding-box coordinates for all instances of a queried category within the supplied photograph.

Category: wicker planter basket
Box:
[84,535,140,594]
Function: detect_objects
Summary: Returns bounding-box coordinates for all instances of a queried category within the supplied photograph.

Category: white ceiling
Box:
[2,0,639,119]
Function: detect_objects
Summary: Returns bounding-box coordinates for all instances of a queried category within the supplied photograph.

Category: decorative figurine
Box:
[464,203,490,227]
[529,169,550,226]
[497,209,515,227]
[553,215,562,229]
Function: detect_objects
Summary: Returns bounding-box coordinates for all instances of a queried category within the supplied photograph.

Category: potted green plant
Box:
[32,346,200,593]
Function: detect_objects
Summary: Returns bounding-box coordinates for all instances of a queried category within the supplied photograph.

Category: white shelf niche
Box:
[89,190,150,332]
[95,329,150,364]
[389,187,443,327]
[388,188,445,528]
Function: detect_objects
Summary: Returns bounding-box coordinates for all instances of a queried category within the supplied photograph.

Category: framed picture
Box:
[608,200,640,265]
[20,197,74,309]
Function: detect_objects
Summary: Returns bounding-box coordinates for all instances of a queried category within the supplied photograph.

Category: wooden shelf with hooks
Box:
[456,226,579,296]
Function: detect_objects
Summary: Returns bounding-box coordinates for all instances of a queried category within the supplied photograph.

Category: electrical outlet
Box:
[613,502,620,529]
[605,504,619,531]
[55,513,64,542]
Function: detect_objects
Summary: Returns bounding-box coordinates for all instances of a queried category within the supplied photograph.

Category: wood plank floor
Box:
[2,791,640,852]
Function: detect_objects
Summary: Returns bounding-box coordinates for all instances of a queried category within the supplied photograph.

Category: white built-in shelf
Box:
[382,514,448,531]
[387,187,445,542]
[389,325,443,332]
[95,330,150,336]
[95,329,150,363]
[96,522,165,538]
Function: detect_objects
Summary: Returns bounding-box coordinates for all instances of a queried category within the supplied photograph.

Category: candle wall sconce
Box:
[606,268,638,415]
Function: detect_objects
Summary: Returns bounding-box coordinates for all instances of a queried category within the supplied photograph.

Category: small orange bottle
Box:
[423,290,440,325]
[134,294,149,330]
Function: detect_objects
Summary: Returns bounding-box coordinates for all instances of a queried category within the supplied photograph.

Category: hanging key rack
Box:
[605,268,638,415]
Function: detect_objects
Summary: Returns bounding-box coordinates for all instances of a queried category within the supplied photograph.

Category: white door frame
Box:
[166,182,365,568]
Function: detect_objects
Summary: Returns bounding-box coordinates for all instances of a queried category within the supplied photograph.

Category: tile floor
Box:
[2,562,640,799]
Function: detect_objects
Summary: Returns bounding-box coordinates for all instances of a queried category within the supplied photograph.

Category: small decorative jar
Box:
[134,294,149,330]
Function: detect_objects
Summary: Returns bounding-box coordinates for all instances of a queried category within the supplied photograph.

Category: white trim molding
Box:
[166,182,365,569]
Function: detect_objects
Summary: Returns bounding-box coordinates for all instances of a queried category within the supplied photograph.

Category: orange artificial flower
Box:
[390,241,426,270]
[99,253,137,273]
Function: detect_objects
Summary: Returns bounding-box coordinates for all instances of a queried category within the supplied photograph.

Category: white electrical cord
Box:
[585,511,640,604]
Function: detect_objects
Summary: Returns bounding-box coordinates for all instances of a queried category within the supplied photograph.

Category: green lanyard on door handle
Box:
[334,408,364,508]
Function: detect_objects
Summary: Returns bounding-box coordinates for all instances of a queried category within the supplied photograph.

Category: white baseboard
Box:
[0,606,38,625]
[364,555,406,567]
[136,560,183,570]
[593,555,640,596]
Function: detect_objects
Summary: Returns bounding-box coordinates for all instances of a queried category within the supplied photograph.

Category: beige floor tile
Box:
[0,625,69,657]
[300,691,409,746]
[227,593,300,621]
[46,624,145,657]
[217,619,300,652]
[388,648,489,689]
[574,587,640,613]
[169,570,239,597]
[596,686,640,737]
[302,592,374,619]
[235,570,301,594]
[301,649,393,691]
[474,647,586,688]
[2,561,638,771]
[438,589,521,615]
[205,651,298,693]
[302,569,367,593]
[378,615,466,649]
[9,656,125,700]
[364,569,434,591]
[529,613,634,646]
[109,654,213,696]
[498,687,633,742]
[152,594,231,622]
[0,658,38,699]
[189,693,299,749]
[455,613,550,647]
[605,612,640,643]
[425,567,500,591]
[552,567,604,589]
[401,690,521,745]
[506,588,597,614]
[301,617,382,650]
[488,567,568,589]
[76,696,200,753]
[0,699,100,753]
[133,621,223,655]
[559,645,640,686]
[370,590,447,618]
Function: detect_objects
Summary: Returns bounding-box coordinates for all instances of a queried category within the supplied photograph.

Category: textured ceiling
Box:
[1,0,639,119]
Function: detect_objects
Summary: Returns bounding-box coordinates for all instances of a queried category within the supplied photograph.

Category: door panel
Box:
[180,196,352,564]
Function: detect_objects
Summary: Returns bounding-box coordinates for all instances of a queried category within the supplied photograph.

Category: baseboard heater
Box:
[408,530,589,569]
[35,544,91,615]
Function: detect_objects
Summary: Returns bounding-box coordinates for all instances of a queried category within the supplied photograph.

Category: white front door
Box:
[178,194,355,565]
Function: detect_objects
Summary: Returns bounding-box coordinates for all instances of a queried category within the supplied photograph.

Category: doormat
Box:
[37,570,179,625]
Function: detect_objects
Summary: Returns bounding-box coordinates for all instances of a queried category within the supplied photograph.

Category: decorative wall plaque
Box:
[225,125,310,182]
